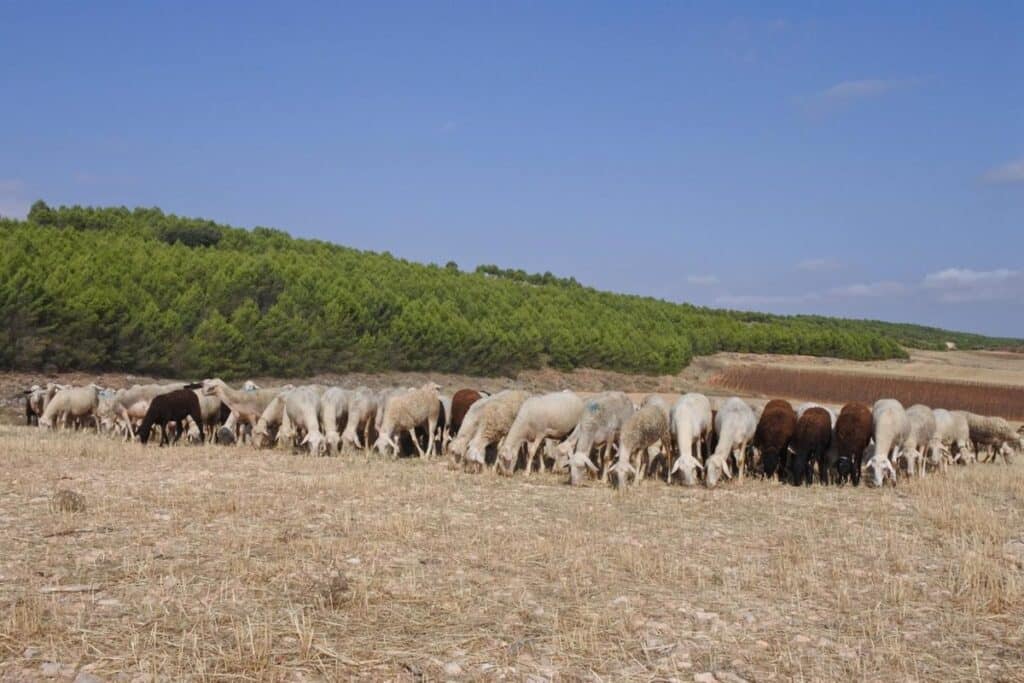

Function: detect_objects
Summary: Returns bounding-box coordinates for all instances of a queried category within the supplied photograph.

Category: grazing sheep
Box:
[449,394,494,464]
[137,389,204,445]
[253,392,290,449]
[38,385,101,430]
[865,400,907,487]
[901,405,937,477]
[752,399,797,481]
[610,396,671,489]
[560,392,634,486]
[669,393,713,486]
[704,398,757,488]
[340,387,381,450]
[286,386,327,455]
[319,387,351,453]
[463,390,531,472]
[497,391,584,475]
[23,384,54,425]
[446,389,484,453]
[928,409,973,466]
[788,407,832,486]
[796,402,837,428]
[202,379,286,441]
[966,413,1018,464]
[373,383,442,458]
[833,402,872,485]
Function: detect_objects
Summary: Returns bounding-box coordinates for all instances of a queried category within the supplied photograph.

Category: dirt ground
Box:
[0,427,1021,682]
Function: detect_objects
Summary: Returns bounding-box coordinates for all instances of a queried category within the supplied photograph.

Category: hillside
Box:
[0,202,1019,379]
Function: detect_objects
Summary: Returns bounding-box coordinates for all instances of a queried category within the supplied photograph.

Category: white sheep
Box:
[558,391,634,486]
[319,387,351,453]
[928,409,972,470]
[449,394,494,464]
[341,386,381,450]
[902,404,937,477]
[865,399,907,486]
[609,395,672,488]
[373,383,442,457]
[38,384,101,430]
[965,412,1019,464]
[285,386,326,455]
[202,379,287,442]
[704,397,756,488]
[497,391,584,475]
[669,393,713,486]
[462,390,531,472]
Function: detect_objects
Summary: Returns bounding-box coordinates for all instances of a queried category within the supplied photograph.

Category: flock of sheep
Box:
[22,379,1023,489]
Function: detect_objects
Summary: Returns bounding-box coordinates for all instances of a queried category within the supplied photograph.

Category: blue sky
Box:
[2,2,1022,336]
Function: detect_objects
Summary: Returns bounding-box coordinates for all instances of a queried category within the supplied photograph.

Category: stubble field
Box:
[1,426,1022,682]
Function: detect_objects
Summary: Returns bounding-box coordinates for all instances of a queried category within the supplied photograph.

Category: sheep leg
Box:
[426,418,438,458]
[525,438,543,475]
[409,429,426,458]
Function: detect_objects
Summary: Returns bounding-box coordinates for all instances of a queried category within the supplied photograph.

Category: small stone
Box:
[794,634,811,645]
[694,673,717,683]
[755,640,769,649]
[715,673,749,683]
[531,607,544,618]
[346,557,361,565]
[40,661,62,677]
[51,490,86,513]
[23,647,41,660]
[816,637,832,648]
[443,662,463,676]
[694,610,718,623]
[75,673,103,683]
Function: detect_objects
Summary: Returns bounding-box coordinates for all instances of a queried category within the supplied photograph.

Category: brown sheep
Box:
[788,407,832,486]
[753,399,797,480]
[834,402,872,486]
[447,389,483,449]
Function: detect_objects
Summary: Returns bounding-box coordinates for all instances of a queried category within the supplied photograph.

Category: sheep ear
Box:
[721,459,733,479]
[787,446,796,456]
[694,459,704,471]
[584,456,598,473]
[301,433,310,445]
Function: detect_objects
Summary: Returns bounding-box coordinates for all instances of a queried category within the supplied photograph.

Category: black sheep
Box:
[137,389,204,446]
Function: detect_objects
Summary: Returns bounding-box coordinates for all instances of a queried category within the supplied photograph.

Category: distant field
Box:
[709,366,1024,420]
[0,428,1022,681]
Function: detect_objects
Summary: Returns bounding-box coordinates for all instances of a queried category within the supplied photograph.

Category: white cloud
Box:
[982,159,1024,185]
[922,267,1021,303]
[817,79,906,102]
[687,274,720,286]
[796,257,841,272]
[829,281,907,298]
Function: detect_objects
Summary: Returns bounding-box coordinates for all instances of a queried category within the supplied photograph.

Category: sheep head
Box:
[302,431,326,456]
[863,455,897,487]
[670,453,703,487]
[704,454,732,489]
[608,458,637,489]
[567,451,598,486]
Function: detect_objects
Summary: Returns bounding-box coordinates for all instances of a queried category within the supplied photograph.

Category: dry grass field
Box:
[2,426,1023,682]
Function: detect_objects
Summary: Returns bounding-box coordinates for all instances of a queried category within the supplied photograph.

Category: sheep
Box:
[23,384,50,425]
[833,402,872,485]
[497,391,584,475]
[669,393,713,486]
[202,379,287,441]
[901,405,937,477]
[137,389,204,445]
[559,391,634,486]
[462,390,531,472]
[446,389,484,453]
[340,387,380,450]
[704,398,757,488]
[751,399,797,481]
[449,394,494,465]
[38,385,101,430]
[966,413,1019,464]
[253,392,290,449]
[285,386,327,455]
[319,387,351,453]
[926,409,965,471]
[787,407,832,486]
[796,402,837,427]
[609,396,672,489]
[373,383,442,458]
[865,399,907,487]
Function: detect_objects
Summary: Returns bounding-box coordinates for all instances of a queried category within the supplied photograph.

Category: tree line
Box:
[0,201,1018,379]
